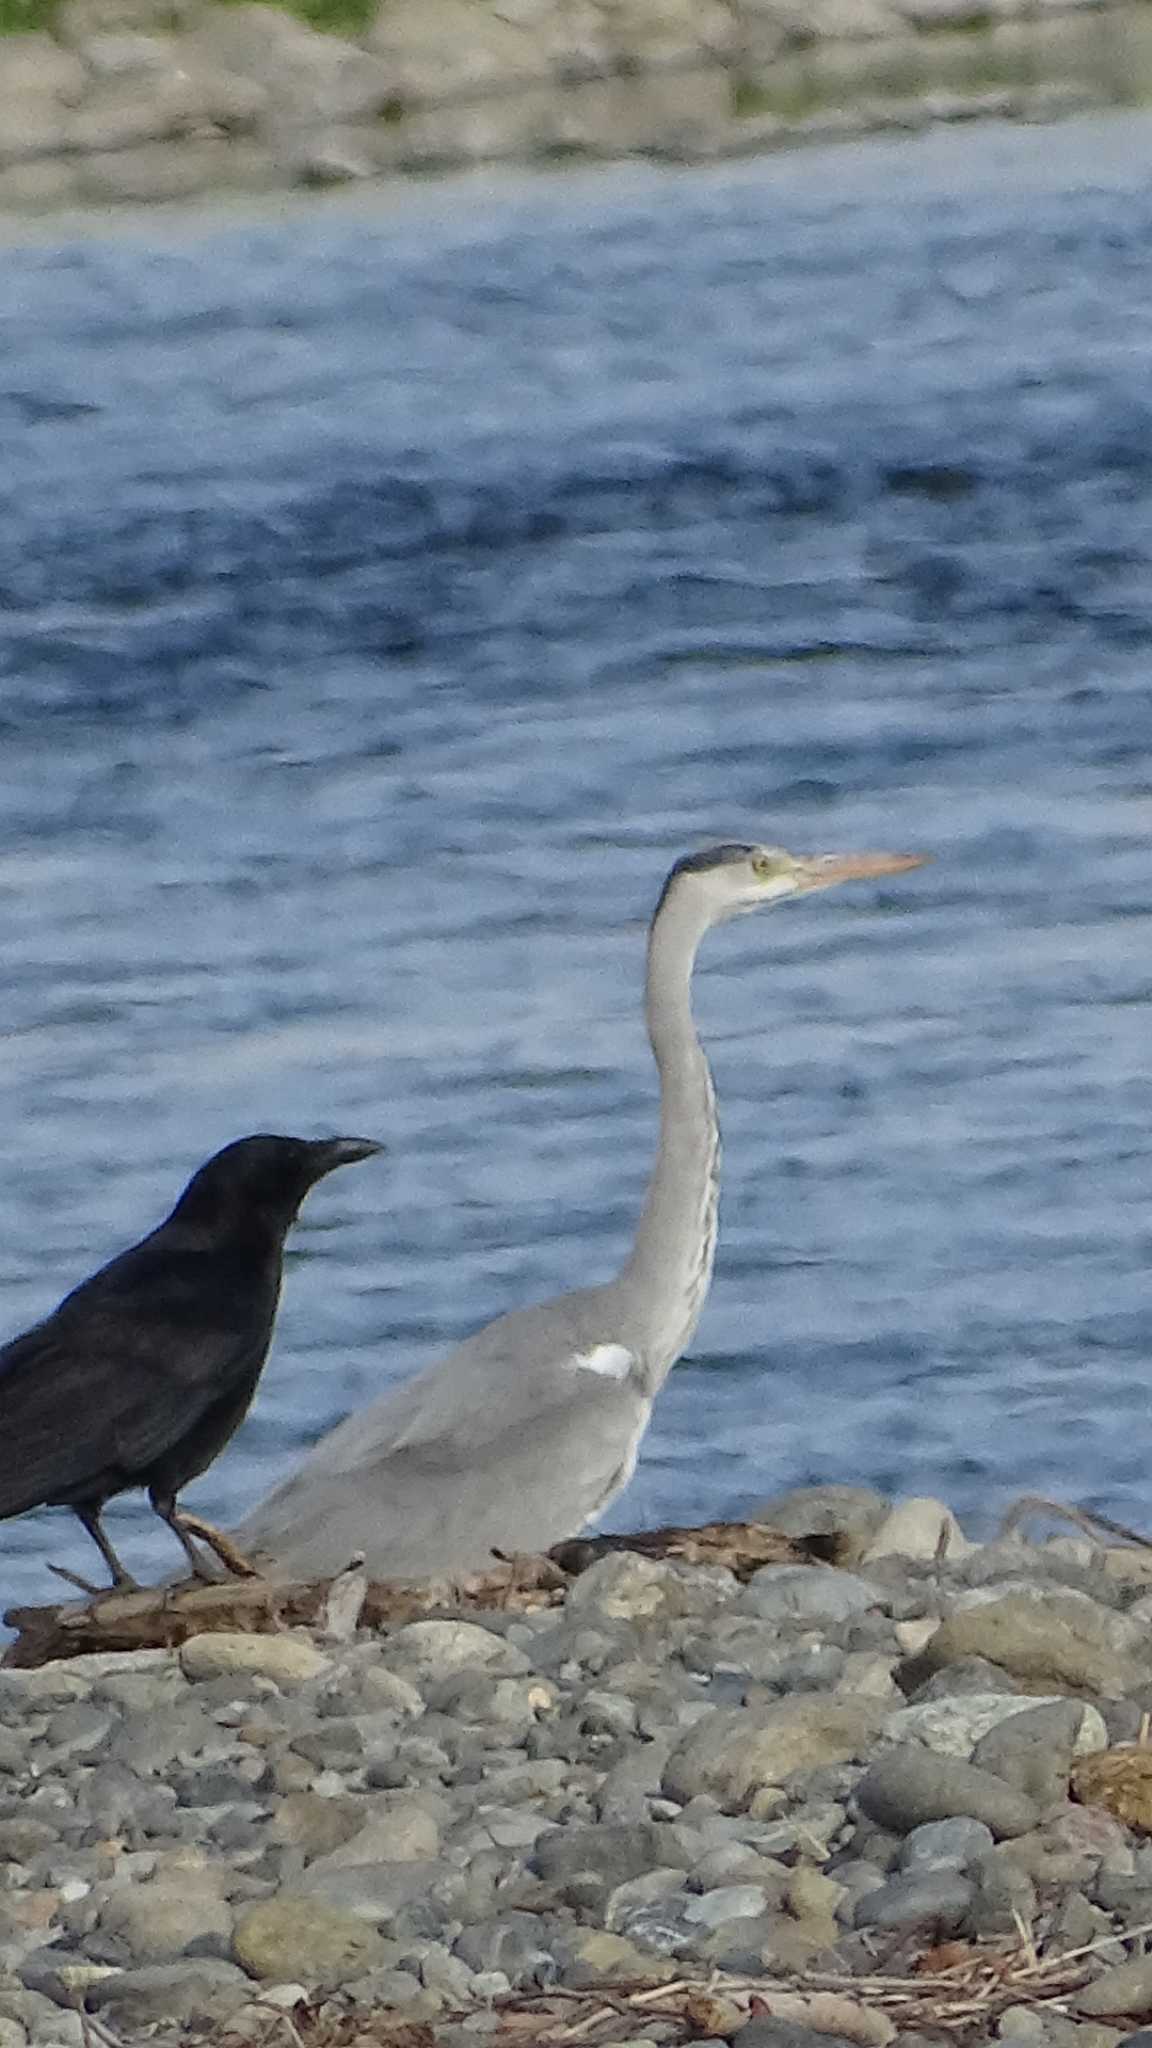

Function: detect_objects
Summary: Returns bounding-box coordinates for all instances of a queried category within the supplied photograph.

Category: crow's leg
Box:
[169,1508,265,1581]
[149,1492,221,1582]
[72,1504,140,1593]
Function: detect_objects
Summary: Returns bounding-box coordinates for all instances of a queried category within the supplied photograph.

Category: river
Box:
[3,111,1152,1606]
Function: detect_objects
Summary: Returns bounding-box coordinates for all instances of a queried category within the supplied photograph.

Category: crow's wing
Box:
[0,1240,276,1515]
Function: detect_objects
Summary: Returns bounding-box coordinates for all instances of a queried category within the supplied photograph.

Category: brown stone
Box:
[1072,1746,1152,1833]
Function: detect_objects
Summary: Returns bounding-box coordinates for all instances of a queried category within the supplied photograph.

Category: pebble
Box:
[853,1865,974,1932]
[662,1698,886,1807]
[884,1692,1107,1761]
[7,1501,1152,2044]
[178,1634,332,1686]
[854,1745,1042,1838]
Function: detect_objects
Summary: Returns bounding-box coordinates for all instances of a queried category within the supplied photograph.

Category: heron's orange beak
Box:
[791,851,929,893]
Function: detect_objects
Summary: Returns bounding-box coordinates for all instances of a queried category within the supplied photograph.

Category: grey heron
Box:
[235,842,924,1579]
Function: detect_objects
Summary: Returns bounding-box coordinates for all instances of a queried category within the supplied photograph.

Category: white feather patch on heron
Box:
[570,1342,635,1381]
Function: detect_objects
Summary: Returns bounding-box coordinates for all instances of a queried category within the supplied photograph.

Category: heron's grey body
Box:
[236,841,922,1580]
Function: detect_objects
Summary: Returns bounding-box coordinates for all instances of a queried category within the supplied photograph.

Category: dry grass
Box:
[176,1919,1152,2048]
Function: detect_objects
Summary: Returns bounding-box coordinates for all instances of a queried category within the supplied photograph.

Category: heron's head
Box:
[655,841,927,926]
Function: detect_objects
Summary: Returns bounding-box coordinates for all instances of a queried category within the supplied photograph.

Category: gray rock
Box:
[739,1565,886,1624]
[899,1817,996,1871]
[909,1657,1022,1701]
[732,2022,869,2048]
[682,1883,775,1929]
[962,1854,1037,1938]
[180,1634,331,1686]
[684,1617,843,1687]
[855,1746,1041,1838]
[85,1959,249,2028]
[108,1701,220,1773]
[664,1699,885,1809]
[853,1866,973,1933]
[97,1881,232,1962]
[534,1822,691,1893]
[452,1913,560,1984]
[304,1804,442,1870]
[299,1859,447,1922]
[905,1590,1152,1699]
[232,1894,395,1983]
[565,1552,736,1621]
[601,1867,691,1938]
[751,1485,890,1561]
[375,1621,531,1681]
[1076,1954,1152,2017]
[884,1692,1105,1761]
[971,1697,1102,1806]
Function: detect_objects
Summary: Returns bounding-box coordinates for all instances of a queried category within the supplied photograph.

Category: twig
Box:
[998,1495,1152,1552]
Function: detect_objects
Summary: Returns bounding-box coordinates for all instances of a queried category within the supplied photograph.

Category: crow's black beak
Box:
[319,1137,385,1169]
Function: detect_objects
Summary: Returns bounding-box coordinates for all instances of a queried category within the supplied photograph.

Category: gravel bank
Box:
[5,1488,1152,2047]
[0,0,1148,212]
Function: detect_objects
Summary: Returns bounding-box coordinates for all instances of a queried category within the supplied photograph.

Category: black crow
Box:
[0,1133,382,1592]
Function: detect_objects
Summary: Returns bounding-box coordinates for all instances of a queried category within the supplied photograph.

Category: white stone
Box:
[378,1620,530,1678]
[884,1693,1109,1759]
[862,1497,974,1562]
[178,1633,331,1685]
[683,1882,772,1926]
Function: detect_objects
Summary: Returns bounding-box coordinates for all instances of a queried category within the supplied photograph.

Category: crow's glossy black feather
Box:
[0,1133,381,1525]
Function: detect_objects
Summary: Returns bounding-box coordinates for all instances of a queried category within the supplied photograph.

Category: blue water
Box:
[4,113,1152,1608]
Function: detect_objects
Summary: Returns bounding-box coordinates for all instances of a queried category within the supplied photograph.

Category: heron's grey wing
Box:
[236,1299,649,1577]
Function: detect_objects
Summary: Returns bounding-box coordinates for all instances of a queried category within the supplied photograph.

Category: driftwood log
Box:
[2,1519,840,1670]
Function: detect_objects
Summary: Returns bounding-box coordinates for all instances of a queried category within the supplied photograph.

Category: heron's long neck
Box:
[617,897,719,1384]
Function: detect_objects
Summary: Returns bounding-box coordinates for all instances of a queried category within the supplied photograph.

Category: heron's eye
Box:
[752,851,788,880]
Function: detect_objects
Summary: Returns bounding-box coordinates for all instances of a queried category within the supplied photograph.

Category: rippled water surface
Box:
[4,115,1152,1606]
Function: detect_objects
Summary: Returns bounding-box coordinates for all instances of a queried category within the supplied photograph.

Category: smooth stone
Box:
[377,1621,531,1680]
[900,1818,996,1871]
[750,1485,890,1562]
[565,1553,737,1622]
[962,1855,1037,1938]
[179,1635,331,1686]
[1076,1956,1152,2017]
[972,1698,1106,1806]
[861,1497,973,1563]
[232,1895,394,1983]
[854,1866,973,1933]
[885,1693,1106,1762]
[855,1747,1041,1839]
[605,1869,691,1935]
[85,1959,249,2028]
[453,1912,565,1983]
[553,1925,676,1990]
[0,1671,91,1712]
[663,1699,886,1810]
[907,1591,1152,1699]
[681,1884,772,1928]
[738,1566,885,1624]
[534,1822,692,1892]
[108,1699,221,1772]
[305,1805,441,1869]
[787,1866,845,1920]
[735,2023,876,2048]
[97,1881,232,1962]
[298,1859,446,1921]
[267,1792,365,1859]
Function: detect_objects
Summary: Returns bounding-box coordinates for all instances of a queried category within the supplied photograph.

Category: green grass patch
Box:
[0,0,56,33]
[730,67,824,119]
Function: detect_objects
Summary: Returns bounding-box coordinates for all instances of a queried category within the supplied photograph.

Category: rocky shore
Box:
[5,1488,1152,2046]
[0,0,1150,212]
